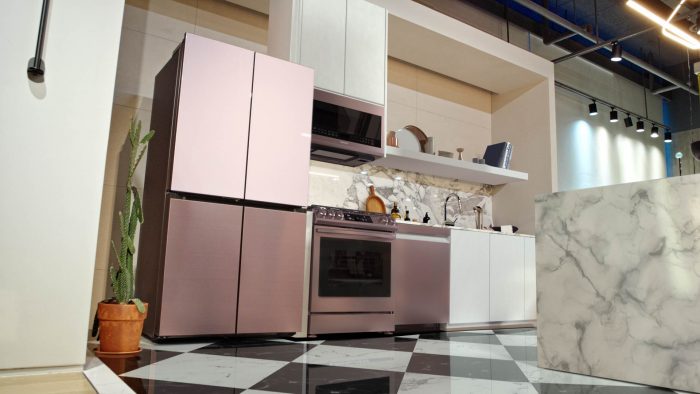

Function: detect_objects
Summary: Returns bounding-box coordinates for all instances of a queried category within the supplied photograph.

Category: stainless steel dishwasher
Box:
[392,223,451,330]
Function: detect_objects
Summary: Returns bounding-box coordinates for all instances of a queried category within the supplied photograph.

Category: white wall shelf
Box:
[376,147,528,186]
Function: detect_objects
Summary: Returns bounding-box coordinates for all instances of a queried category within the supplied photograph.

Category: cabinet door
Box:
[345,0,386,105]
[524,237,537,321]
[299,0,346,93]
[237,207,307,334]
[394,235,450,325]
[450,230,490,324]
[171,34,254,199]
[489,235,525,322]
[160,199,242,336]
[245,53,314,206]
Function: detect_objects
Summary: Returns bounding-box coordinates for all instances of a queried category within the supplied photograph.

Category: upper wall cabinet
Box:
[344,0,386,105]
[299,0,346,94]
[270,0,387,105]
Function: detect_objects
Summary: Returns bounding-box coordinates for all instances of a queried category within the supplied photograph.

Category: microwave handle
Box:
[315,227,396,240]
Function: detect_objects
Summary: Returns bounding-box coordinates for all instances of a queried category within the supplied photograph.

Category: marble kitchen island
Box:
[535,174,700,393]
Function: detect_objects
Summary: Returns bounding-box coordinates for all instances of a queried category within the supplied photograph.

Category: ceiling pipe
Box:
[510,0,698,96]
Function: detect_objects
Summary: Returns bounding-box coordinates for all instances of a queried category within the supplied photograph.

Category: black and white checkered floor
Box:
[86,328,689,393]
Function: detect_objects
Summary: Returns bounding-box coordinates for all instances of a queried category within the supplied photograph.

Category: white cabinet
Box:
[524,237,537,320]
[344,0,386,105]
[274,0,386,105]
[489,235,525,322]
[449,230,535,326]
[299,0,346,93]
[450,230,490,325]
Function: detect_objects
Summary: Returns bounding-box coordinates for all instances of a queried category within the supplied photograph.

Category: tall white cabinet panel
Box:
[344,0,386,105]
[245,53,314,206]
[524,237,537,321]
[489,235,525,322]
[299,0,346,93]
[450,230,490,324]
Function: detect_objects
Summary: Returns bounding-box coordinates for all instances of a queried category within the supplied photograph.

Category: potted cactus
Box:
[96,118,154,355]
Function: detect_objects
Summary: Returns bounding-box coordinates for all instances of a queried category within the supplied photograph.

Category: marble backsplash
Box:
[309,161,494,228]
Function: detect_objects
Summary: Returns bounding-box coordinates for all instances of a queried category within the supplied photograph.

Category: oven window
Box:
[318,238,391,297]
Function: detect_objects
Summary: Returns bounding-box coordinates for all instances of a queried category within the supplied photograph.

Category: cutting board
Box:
[365,186,386,214]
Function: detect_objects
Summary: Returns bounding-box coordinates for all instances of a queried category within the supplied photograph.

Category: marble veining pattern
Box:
[535,174,700,393]
[292,344,413,372]
[309,161,493,227]
[121,352,287,388]
[413,338,513,360]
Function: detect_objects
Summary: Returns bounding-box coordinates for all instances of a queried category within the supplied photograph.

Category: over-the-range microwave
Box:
[310,89,385,167]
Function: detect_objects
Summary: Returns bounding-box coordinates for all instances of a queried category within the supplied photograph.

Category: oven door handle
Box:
[315,227,396,240]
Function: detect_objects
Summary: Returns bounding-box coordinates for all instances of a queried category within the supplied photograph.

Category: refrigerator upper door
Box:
[159,198,242,336]
[245,53,314,207]
[171,34,254,199]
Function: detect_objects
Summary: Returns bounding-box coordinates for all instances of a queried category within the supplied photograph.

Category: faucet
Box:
[444,193,462,226]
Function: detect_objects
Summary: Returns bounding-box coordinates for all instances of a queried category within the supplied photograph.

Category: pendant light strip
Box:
[555,81,670,130]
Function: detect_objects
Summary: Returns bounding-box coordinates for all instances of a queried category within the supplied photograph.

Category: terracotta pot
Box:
[97,302,148,354]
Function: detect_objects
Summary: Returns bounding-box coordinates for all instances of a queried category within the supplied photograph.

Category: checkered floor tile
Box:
[88,328,687,393]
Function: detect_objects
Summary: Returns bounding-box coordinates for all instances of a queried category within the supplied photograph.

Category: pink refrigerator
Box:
[136,34,313,338]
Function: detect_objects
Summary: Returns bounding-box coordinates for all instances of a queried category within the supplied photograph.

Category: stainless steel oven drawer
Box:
[309,313,395,334]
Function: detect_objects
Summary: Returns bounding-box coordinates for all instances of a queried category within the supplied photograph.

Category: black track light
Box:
[624,114,633,127]
[589,101,598,116]
[664,131,672,143]
[610,109,619,122]
[611,41,623,62]
[636,119,645,132]
[650,125,659,138]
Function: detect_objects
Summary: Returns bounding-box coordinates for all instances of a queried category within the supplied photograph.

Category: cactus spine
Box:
[109,118,154,313]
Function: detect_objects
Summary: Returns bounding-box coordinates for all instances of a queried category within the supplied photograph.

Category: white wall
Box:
[492,79,556,235]
[528,36,666,190]
[0,0,124,372]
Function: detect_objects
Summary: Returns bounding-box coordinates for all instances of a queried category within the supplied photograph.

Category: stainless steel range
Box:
[307,206,397,335]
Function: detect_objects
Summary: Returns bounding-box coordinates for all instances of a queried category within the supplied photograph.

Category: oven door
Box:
[310,226,394,313]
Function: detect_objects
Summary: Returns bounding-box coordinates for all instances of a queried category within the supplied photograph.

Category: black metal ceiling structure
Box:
[416,0,700,99]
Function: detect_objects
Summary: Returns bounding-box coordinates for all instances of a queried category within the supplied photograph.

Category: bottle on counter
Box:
[423,212,431,224]
[404,209,410,221]
[390,202,401,220]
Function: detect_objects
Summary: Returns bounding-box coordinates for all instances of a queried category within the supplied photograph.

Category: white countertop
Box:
[398,220,535,238]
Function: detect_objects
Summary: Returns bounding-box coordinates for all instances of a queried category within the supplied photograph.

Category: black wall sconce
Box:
[27,0,50,81]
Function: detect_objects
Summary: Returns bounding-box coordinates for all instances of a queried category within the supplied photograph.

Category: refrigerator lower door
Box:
[237,207,307,334]
[159,198,242,336]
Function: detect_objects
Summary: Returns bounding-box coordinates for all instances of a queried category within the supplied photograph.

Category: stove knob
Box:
[330,209,343,220]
